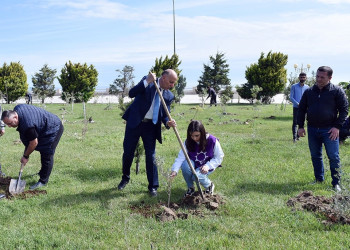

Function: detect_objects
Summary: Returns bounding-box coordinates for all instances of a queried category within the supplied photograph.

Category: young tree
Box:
[197,52,231,95]
[241,51,288,104]
[32,64,57,104]
[0,62,28,103]
[220,85,234,105]
[174,74,186,104]
[236,83,255,104]
[109,65,135,102]
[58,61,98,103]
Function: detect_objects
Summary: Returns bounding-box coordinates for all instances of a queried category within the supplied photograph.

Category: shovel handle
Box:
[18,163,25,180]
[19,163,25,173]
[150,72,205,199]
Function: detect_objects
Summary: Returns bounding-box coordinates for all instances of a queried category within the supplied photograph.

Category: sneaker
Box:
[333,184,341,192]
[183,187,195,197]
[29,181,46,190]
[205,182,215,195]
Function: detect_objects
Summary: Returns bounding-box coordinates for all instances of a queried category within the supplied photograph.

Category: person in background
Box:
[206,86,217,106]
[297,66,348,192]
[117,69,177,197]
[339,116,350,143]
[26,93,32,104]
[290,72,309,142]
[170,120,224,196]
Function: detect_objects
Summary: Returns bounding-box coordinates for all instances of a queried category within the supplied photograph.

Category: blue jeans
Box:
[307,126,341,186]
[181,160,213,189]
[292,107,299,140]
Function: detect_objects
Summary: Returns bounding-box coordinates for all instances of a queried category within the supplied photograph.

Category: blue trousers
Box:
[181,160,213,189]
[307,126,341,186]
[292,107,299,140]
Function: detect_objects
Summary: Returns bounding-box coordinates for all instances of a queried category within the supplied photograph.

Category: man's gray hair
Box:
[1,110,16,120]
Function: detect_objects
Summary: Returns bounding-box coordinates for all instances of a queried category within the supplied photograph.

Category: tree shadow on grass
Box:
[65,167,119,182]
[263,116,292,121]
[232,181,306,195]
[41,186,186,210]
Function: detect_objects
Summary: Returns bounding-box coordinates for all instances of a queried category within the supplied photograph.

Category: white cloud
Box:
[317,0,350,3]
[41,0,140,20]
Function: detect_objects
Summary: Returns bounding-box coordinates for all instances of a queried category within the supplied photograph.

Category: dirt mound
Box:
[0,176,47,199]
[287,190,350,225]
[130,191,225,222]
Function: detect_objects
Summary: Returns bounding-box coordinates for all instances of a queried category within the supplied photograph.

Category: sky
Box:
[1,0,350,91]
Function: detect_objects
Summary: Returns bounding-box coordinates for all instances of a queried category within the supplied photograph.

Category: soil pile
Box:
[287,190,350,225]
[130,191,225,222]
[0,176,47,199]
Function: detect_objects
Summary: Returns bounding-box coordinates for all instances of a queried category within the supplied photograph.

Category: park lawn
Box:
[1,102,350,249]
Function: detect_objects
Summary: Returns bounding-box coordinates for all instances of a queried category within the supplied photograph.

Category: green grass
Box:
[1,102,350,249]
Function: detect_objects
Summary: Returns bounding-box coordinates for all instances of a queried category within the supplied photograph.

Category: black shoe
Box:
[30,181,46,190]
[118,179,129,190]
[333,184,341,192]
[149,188,157,197]
[310,180,323,185]
[183,187,195,197]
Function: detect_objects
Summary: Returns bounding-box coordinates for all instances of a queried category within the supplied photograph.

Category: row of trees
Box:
[5,51,346,106]
[0,61,98,104]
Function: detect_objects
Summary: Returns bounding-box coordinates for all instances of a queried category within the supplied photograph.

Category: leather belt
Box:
[142,118,152,123]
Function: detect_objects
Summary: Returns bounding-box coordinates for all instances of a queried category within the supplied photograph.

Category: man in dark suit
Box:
[118,69,178,197]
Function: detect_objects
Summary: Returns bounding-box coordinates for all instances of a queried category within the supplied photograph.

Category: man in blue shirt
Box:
[290,72,309,142]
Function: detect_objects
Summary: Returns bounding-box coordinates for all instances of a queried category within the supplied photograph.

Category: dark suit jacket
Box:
[122,76,174,144]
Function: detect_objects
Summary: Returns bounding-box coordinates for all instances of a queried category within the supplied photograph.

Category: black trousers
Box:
[210,95,217,106]
[39,123,64,184]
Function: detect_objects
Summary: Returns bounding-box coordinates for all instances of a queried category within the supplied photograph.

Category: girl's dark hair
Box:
[185,120,207,152]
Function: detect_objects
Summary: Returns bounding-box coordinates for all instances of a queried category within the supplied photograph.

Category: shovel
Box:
[150,72,205,199]
[9,163,26,195]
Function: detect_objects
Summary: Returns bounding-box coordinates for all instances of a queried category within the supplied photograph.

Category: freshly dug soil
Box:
[287,190,350,225]
[0,176,47,199]
[130,191,225,222]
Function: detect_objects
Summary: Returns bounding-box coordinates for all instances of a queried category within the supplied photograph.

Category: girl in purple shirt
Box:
[170,120,224,196]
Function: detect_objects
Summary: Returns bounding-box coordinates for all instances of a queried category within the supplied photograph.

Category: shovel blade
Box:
[9,179,26,195]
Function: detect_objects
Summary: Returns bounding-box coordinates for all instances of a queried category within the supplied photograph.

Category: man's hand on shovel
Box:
[20,156,29,166]
[167,119,176,128]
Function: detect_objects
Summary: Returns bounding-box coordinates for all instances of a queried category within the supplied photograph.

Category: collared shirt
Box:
[144,79,163,120]
[290,82,309,108]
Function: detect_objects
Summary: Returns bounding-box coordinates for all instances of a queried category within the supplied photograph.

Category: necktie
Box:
[152,90,160,124]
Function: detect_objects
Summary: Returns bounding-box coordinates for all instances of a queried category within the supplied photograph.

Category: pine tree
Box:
[174,75,186,103]
[197,52,230,94]
[32,64,57,104]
